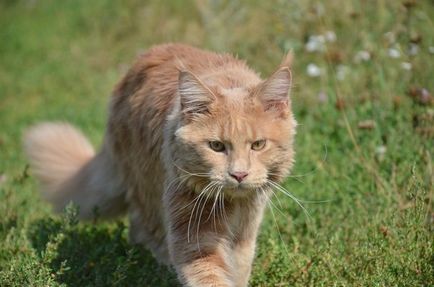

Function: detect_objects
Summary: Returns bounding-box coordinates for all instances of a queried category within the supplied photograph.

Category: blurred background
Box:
[0,1,432,286]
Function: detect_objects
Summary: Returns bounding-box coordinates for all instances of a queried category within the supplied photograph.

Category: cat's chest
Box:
[228,199,265,239]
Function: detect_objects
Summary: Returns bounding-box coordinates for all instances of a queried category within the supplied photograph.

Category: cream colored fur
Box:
[24,123,126,218]
[24,44,296,286]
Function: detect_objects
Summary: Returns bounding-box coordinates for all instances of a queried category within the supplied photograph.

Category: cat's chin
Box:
[188,180,266,199]
[222,184,269,199]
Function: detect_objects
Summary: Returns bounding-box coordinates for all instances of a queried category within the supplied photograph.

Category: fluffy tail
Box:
[24,122,127,219]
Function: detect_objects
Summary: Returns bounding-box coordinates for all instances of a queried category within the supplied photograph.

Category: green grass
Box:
[1,1,433,286]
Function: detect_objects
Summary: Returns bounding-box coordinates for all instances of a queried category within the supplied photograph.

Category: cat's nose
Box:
[229,171,248,183]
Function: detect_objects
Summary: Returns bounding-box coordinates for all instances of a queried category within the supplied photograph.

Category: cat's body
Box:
[24,44,296,287]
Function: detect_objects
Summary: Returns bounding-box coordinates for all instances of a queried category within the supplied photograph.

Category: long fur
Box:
[24,44,296,286]
[24,122,126,219]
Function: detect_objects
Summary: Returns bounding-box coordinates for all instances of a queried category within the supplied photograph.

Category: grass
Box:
[0,0,433,286]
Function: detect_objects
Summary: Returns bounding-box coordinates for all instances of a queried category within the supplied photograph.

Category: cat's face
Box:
[174,68,296,197]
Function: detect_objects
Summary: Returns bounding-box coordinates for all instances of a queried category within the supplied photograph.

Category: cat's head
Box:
[172,59,296,197]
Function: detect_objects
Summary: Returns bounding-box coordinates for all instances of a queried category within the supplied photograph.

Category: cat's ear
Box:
[178,71,216,118]
[257,67,292,117]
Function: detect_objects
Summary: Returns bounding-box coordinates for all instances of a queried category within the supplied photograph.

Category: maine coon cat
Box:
[24,43,296,287]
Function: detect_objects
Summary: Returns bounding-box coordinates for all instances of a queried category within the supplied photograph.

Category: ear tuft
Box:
[258,67,292,115]
[178,71,215,118]
[281,51,294,69]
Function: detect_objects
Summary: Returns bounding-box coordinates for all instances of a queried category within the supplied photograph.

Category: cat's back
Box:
[113,43,258,106]
[141,43,246,75]
[110,43,258,132]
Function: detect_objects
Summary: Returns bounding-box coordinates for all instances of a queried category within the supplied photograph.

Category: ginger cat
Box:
[24,43,296,287]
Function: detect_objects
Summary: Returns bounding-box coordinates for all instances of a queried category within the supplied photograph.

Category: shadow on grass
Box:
[27,216,179,287]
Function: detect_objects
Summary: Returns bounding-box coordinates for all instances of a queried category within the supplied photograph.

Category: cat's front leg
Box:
[232,238,256,287]
[169,232,234,287]
[230,199,267,287]
[164,187,235,286]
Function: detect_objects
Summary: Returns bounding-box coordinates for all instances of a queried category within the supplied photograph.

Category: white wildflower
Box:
[336,65,349,81]
[354,50,371,63]
[325,31,337,42]
[305,35,326,53]
[429,46,434,54]
[306,63,322,77]
[388,48,401,59]
[375,145,387,161]
[376,145,386,154]
[401,62,412,71]
[408,43,419,56]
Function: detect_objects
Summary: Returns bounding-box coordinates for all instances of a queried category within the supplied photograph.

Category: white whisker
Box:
[264,177,334,204]
[269,188,284,210]
[173,163,211,177]
[260,187,292,261]
[267,180,312,221]
[269,145,329,181]
[267,190,287,218]
[220,191,234,238]
[187,181,217,243]
[196,183,219,251]
[206,186,221,232]
[166,173,190,192]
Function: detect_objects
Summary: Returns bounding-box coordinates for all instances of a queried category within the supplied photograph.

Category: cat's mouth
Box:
[223,176,269,191]
[185,173,268,198]
[216,180,269,197]
[225,181,261,190]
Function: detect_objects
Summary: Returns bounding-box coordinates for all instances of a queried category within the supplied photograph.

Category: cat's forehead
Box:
[217,115,262,142]
[180,106,291,145]
[210,104,287,143]
[218,87,248,99]
[216,86,257,110]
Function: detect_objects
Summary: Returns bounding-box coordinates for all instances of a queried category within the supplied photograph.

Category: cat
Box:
[24,43,296,287]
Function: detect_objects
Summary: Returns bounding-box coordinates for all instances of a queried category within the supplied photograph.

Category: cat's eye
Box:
[209,141,225,152]
[251,139,266,151]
